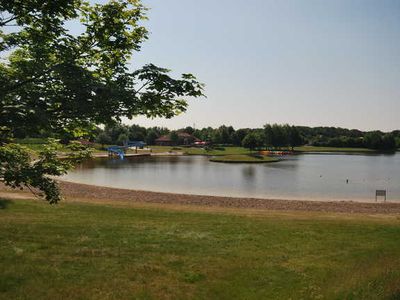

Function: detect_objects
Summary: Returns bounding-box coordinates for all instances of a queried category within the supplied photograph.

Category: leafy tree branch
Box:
[0,0,204,203]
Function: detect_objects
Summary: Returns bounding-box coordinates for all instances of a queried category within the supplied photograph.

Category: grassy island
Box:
[210,154,279,163]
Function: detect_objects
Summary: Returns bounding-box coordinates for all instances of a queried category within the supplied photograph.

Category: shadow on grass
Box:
[0,199,12,209]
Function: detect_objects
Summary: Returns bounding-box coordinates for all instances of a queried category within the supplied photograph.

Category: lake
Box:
[62,153,400,202]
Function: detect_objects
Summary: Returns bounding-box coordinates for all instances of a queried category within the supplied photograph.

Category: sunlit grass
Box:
[1,199,399,299]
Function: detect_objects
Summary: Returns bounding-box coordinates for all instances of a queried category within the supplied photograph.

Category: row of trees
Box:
[29,124,398,151]
[89,123,399,151]
[90,124,303,149]
[296,127,399,150]
[308,131,398,150]
[240,125,303,151]
[14,121,400,151]
[95,124,170,147]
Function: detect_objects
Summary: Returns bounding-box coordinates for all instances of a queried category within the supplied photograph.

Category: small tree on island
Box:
[0,0,204,203]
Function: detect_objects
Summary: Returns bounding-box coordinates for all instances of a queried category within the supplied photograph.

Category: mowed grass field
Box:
[1,199,400,299]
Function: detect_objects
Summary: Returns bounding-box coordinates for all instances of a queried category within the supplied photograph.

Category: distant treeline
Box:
[18,124,400,151]
[92,124,303,150]
[298,126,399,150]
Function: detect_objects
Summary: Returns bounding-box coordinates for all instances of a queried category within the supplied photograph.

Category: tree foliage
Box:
[242,132,264,151]
[169,131,179,145]
[0,0,204,203]
[0,0,204,138]
[95,132,112,148]
[92,123,397,151]
[145,129,158,145]
[0,140,91,203]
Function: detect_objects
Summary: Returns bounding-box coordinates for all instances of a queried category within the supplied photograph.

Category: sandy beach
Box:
[1,181,400,214]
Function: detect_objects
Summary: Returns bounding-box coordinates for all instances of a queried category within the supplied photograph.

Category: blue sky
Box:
[120,1,399,130]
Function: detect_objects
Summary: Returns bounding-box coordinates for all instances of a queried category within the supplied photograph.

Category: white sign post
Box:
[375,190,387,202]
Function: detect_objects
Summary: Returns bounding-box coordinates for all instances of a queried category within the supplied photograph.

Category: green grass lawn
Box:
[1,199,399,299]
[210,154,279,163]
[145,145,184,153]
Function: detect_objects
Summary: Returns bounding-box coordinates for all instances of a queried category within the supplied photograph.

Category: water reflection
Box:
[63,153,400,201]
[242,166,256,180]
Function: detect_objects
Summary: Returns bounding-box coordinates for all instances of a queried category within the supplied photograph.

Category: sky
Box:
[117,1,399,130]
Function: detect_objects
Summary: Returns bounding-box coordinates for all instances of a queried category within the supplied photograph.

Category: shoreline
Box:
[1,181,400,214]
[58,178,398,204]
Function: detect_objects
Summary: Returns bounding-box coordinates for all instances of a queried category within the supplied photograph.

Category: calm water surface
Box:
[63,153,400,202]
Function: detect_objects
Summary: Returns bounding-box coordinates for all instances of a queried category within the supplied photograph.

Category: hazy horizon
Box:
[123,118,399,133]
[118,120,399,133]
[122,0,399,131]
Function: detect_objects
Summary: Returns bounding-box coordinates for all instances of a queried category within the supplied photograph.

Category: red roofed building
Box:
[155,132,202,146]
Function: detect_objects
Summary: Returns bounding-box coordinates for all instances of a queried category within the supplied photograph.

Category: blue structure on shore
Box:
[107,146,125,159]
[107,141,146,159]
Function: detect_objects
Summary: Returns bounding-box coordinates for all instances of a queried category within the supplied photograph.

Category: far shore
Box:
[1,181,399,215]
[87,147,391,162]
